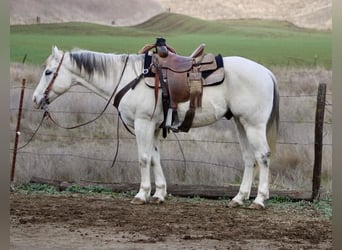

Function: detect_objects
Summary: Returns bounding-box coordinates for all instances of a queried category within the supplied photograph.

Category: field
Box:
[10,13,331,68]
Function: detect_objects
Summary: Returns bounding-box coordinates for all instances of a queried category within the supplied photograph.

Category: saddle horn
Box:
[138,38,177,55]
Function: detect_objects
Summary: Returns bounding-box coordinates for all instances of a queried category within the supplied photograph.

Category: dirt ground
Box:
[10,192,332,250]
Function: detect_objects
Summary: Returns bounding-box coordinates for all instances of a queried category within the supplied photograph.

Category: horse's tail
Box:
[266,72,279,155]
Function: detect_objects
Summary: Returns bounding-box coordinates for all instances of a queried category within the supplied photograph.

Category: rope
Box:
[110,115,121,168]
[173,133,187,173]
[11,111,48,151]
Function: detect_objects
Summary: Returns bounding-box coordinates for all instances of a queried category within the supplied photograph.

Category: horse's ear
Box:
[52,46,59,56]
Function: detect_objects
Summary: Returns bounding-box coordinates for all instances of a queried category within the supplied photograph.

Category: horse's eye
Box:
[45,70,53,76]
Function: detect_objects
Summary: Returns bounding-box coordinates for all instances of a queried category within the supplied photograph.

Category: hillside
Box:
[10,0,164,26]
[156,0,332,30]
[10,0,331,30]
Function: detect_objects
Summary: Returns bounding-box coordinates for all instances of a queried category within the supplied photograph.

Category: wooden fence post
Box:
[11,78,26,182]
[311,83,327,201]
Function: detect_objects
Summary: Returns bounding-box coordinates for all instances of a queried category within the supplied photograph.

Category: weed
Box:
[313,197,332,219]
[63,184,112,194]
[15,183,59,194]
[268,195,292,203]
[188,195,208,203]
[114,190,136,199]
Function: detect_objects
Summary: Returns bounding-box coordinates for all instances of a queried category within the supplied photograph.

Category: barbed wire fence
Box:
[9,84,332,197]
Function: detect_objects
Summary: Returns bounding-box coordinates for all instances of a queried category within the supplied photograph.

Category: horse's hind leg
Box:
[229,118,257,207]
[131,118,155,205]
[150,130,167,203]
[244,124,271,209]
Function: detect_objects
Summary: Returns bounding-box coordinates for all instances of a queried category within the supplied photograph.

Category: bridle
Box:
[43,52,65,106]
[20,53,131,152]
[42,53,131,130]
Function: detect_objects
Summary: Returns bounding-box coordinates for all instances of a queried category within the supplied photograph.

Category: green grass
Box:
[15,183,60,194]
[10,12,331,67]
[266,195,332,219]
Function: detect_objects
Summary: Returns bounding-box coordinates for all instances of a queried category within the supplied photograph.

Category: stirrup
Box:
[166,108,173,129]
[166,108,181,132]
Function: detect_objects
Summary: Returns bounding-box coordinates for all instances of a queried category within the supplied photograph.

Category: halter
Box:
[43,52,65,105]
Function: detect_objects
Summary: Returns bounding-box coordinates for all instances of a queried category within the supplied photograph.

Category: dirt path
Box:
[10,193,332,249]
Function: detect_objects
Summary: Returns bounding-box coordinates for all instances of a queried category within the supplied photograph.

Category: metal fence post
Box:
[311,83,327,200]
[11,78,26,182]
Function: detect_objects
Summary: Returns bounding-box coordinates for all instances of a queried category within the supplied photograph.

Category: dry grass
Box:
[10,63,332,194]
[10,62,43,85]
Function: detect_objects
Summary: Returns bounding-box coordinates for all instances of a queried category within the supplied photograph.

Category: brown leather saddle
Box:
[140,38,225,137]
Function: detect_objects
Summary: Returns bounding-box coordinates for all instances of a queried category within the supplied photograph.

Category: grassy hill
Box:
[10,13,331,68]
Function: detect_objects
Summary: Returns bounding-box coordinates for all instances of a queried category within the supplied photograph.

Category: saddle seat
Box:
[157,52,193,72]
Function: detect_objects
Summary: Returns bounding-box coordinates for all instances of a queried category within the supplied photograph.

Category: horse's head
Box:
[33,46,73,109]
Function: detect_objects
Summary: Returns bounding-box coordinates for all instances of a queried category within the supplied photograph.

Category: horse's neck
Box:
[71,52,143,99]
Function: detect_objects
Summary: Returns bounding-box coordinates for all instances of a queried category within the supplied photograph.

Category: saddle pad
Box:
[198,53,216,71]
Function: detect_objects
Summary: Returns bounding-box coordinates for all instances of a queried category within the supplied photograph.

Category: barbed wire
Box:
[10,85,333,96]
[9,127,332,148]
[15,150,243,173]
[9,109,333,125]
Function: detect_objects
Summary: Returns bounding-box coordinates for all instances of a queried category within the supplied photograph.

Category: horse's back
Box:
[223,56,276,123]
[223,56,274,80]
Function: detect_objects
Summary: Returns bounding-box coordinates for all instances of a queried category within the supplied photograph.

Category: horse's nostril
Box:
[33,96,38,105]
[32,96,41,109]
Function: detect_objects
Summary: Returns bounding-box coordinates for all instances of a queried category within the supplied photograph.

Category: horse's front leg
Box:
[131,118,155,205]
[150,129,167,204]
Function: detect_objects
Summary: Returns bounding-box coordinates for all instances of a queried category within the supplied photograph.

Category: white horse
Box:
[33,46,279,209]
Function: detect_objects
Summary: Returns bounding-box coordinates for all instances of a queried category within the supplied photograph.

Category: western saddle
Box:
[139,38,224,137]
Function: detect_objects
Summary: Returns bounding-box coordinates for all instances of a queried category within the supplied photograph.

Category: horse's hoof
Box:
[227,200,242,208]
[130,197,146,205]
[249,202,265,210]
[150,197,164,204]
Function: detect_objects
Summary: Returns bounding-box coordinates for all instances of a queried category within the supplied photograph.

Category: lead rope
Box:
[11,111,48,151]
[111,114,121,168]
[46,55,130,169]
[173,133,187,181]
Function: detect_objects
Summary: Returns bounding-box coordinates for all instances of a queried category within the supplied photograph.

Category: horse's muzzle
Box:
[33,96,46,109]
